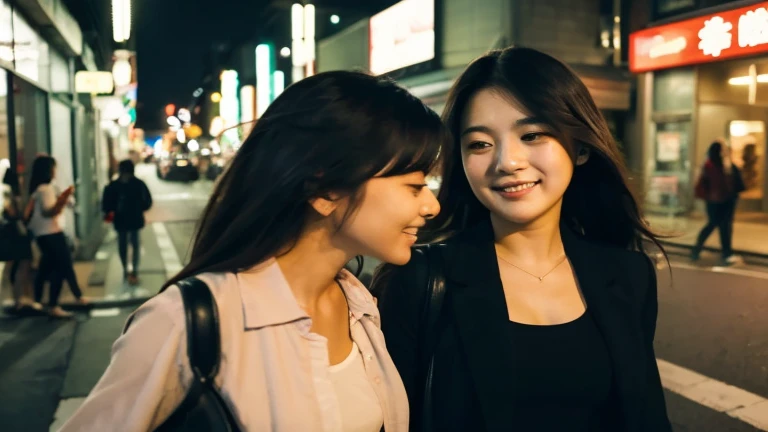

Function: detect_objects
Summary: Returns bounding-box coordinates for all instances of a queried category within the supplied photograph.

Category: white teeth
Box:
[502,182,537,192]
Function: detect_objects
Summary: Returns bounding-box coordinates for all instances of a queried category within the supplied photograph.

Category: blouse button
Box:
[366,354,374,361]
[374,377,382,385]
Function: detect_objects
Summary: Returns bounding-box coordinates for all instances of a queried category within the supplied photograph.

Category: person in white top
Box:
[60,71,446,431]
[26,155,87,318]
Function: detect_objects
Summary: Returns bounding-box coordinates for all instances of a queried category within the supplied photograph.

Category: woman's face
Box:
[334,171,440,265]
[460,88,574,227]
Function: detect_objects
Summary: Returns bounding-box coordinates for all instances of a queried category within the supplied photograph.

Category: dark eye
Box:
[467,141,491,150]
[408,184,427,196]
[521,133,547,142]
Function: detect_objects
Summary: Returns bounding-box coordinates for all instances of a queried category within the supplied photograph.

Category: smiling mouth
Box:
[491,180,541,193]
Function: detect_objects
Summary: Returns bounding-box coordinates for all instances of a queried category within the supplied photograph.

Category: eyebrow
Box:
[461,116,547,137]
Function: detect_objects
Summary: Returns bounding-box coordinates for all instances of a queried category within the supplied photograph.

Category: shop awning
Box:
[401,63,632,113]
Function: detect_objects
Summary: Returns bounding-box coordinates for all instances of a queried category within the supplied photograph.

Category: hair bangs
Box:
[375,110,448,178]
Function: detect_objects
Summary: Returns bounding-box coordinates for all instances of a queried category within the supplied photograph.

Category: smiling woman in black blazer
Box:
[372,47,672,432]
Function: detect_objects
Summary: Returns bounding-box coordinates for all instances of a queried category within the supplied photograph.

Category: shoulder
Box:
[587,240,656,299]
[136,272,240,332]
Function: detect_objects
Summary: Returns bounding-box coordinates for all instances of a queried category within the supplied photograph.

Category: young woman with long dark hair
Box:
[372,47,672,431]
[61,71,445,431]
[26,155,85,318]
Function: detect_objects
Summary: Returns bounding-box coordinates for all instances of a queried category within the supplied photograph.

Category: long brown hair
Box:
[429,47,663,253]
[162,71,447,290]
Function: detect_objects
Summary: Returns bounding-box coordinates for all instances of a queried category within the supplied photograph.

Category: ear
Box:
[309,194,340,217]
[576,146,591,166]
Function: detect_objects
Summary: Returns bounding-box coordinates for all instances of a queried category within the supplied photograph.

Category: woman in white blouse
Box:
[60,71,447,432]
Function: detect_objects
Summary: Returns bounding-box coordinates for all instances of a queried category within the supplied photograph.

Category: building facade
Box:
[628,0,768,216]
[1,0,108,258]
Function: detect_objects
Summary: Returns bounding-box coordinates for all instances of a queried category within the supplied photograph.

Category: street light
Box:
[330,14,340,24]
[112,0,131,43]
[280,47,291,58]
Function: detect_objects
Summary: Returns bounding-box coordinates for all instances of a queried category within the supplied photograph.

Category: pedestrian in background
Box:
[1,163,40,313]
[61,71,445,431]
[692,141,746,265]
[102,159,153,285]
[26,155,87,318]
[372,47,672,431]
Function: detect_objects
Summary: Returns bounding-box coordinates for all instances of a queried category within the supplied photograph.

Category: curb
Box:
[657,240,768,260]
[1,296,150,316]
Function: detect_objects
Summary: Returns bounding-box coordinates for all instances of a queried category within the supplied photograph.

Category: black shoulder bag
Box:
[416,245,447,432]
[155,278,240,432]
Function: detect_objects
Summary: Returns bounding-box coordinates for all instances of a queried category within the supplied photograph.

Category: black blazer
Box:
[373,219,672,432]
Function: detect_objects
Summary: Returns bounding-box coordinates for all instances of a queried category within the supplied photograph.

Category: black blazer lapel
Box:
[442,220,524,431]
[562,227,648,432]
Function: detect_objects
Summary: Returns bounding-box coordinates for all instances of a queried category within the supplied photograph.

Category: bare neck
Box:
[491,209,565,266]
[275,223,352,310]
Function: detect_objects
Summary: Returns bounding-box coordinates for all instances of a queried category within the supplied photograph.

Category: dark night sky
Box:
[133,0,266,130]
[133,0,398,131]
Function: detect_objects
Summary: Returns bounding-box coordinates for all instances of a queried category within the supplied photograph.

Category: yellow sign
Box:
[75,71,114,94]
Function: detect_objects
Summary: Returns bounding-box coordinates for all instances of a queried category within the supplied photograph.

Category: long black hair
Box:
[707,142,724,167]
[163,71,447,289]
[28,156,56,196]
[430,47,664,253]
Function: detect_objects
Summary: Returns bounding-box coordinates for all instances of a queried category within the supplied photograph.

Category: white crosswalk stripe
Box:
[658,358,768,430]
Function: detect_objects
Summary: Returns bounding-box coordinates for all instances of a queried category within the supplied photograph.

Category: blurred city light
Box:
[201,148,211,156]
[291,4,304,40]
[280,47,291,58]
[112,57,132,87]
[178,108,191,123]
[241,85,255,124]
[176,129,187,143]
[118,113,132,127]
[220,70,241,143]
[112,0,131,43]
[256,44,274,117]
[210,140,222,155]
[167,116,181,128]
[187,139,200,152]
[193,87,203,97]
[273,70,285,99]
[210,92,222,103]
[210,117,225,138]
[165,104,176,117]
[330,14,340,24]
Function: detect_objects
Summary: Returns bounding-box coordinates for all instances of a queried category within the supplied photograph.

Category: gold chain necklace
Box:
[496,253,568,282]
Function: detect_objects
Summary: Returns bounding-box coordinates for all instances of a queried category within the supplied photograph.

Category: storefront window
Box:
[653,68,695,112]
[650,68,695,213]
[12,9,50,88]
[0,1,12,65]
[729,120,766,211]
[14,77,49,195]
[0,69,8,166]
[50,50,71,94]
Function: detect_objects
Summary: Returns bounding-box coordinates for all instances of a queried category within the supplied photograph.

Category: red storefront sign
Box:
[630,2,768,73]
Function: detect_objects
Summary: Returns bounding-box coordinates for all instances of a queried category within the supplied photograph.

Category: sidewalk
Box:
[1,221,176,313]
[646,211,768,259]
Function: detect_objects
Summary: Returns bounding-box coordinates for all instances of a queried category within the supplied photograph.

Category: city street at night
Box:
[2,0,768,430]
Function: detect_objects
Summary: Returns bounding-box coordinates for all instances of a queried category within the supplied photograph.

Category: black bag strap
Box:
[177,277,221,382]
[157,277,239,432]
[418,244,447,432]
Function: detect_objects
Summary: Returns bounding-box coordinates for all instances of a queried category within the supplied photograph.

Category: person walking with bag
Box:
[691,141,746,265]
[1,164,40,313]
[59,71,445,432]
[26,155,87,318]
[102,159,153,285]
[372,47,671,432]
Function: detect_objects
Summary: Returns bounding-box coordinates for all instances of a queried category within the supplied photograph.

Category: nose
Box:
[494,138,529,174]
[420,187,441,220]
